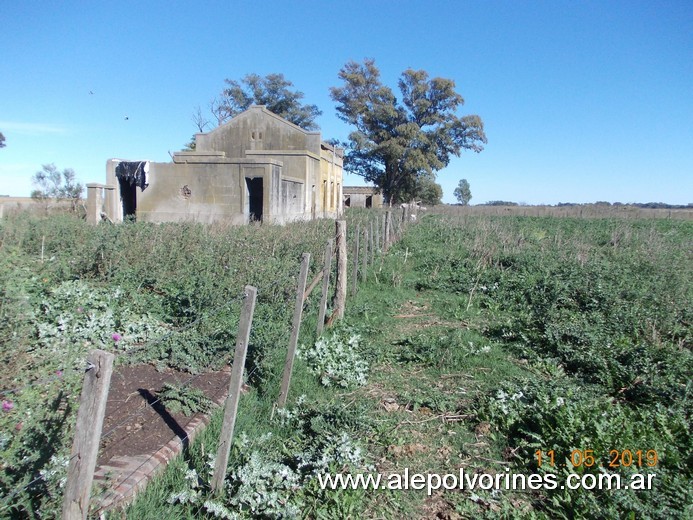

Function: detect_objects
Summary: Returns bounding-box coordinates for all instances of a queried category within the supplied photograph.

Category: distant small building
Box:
[89,106,343,224]
[343,186,383,209]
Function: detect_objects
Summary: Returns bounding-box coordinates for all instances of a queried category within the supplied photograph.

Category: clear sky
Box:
[1,0,691,205]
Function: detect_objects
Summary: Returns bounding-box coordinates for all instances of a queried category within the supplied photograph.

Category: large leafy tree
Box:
[211,73,322,130]
[454,178,472,205]
[330,59,486,203]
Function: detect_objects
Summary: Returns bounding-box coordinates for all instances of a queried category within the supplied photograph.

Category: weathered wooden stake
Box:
[351,224,360,294]
[369,221,375,265]
[62,350,115,520]
[278,253,311,407]
[384,211,392,251]
[212,286,258,492]
[316,239,333,335]
[330,220,347,323]
[362,230,369,281]
[375,218,381,255]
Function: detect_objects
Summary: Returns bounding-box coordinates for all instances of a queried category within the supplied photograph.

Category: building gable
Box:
[195,105,321,159]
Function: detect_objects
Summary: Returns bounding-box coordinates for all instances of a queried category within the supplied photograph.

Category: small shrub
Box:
[298,329,368,387]
[158,383,213,416]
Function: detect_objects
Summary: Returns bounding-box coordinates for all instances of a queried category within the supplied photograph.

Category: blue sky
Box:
[1,0,691,205]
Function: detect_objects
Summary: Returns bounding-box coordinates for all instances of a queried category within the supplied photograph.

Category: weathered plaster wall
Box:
[196,106,321,159]
[103,106,343,226]
[136,161,243,224]
[135,156,283,225]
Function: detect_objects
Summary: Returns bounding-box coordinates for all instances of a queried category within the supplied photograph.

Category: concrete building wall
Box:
[101,106,343,226]
[319,143,343,218]
[136,161,244,224]
[343,187,383,209]
[196,106,322,159]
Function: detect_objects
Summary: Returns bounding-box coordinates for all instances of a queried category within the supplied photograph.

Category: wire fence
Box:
[0,210,404,516]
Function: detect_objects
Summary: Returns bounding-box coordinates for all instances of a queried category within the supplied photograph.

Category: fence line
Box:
[3,211,411,516]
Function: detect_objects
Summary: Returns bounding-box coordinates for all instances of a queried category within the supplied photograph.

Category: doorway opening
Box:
[365,195,373,208]
[246,177,263,222]
[118,177,137,220]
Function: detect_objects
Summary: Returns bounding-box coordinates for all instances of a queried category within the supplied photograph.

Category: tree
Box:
[0,131,5,148]
[210,73,322,130]
[412,174,443,205]
[454,178,472,205]
[183,106,211,150]
[31,164,83,211]
[330,59,486,204]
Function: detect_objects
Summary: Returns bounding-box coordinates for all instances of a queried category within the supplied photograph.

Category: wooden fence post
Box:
[362,229,369,282]
[351,224,360,295]
[384,211,392,251]
[278,253,311,408]
[369,221,375,266]
[375,218,381,256]
[330,220,347,324]
[212,286,258,493]
[316,239,333,335]
[62,350,115,520]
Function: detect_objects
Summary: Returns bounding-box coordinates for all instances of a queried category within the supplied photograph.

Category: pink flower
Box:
[111,333,122,342]
[76,307,84,313]
[56,370,63,377]
[2,400,14,412]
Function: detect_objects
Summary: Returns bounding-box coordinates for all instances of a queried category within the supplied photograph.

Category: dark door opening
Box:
[365,195,373,208]
[246,177,264,222]
[119,177,137,220]
[344,196,351,208]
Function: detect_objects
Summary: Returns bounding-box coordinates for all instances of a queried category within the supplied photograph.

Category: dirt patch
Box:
[98,364,230,464]
[393,298,469,332]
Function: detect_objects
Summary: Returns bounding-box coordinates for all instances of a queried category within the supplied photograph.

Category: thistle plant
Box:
[298,330,368,387]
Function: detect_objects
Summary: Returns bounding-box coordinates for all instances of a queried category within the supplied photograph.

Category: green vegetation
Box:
[158,383,214,416]
[0,210,377,518]
[330,59,487,204]
[1,210,690,519]
[454,178,472,205]
[30,163,83,211]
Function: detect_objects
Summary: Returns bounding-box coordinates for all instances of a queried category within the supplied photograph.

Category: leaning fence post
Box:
[278,253,311,408]
[62,350,114,520]
[351,224,360,295]
[212,285,258,493]
[316,239,333,335]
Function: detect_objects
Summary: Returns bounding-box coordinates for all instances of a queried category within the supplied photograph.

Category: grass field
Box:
[0,211,690,518]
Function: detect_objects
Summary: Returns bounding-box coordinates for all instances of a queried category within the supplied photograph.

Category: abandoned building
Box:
[87,105,344,225]
[342,186,383,209]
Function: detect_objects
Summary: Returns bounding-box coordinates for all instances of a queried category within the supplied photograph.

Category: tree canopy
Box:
[31,164,83,210]
[415,175,443,205]
[330,59,486,203]
[0,131,5,148]
[211,73,322,130]
[454,178,472,205]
